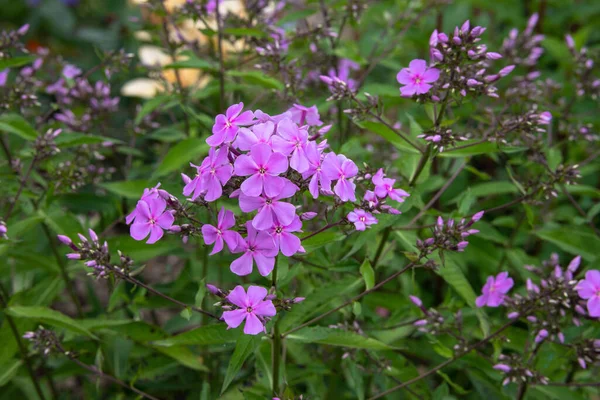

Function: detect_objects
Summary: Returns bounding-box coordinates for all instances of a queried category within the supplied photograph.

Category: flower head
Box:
[126,183,171,224]
[230,222,278,276]
[288,104,322,127]
[475,272,514,307]
[372,169,410,202]
[183,147,233,201]
[234,121,275,151]
[130,198,175,244]
[222,285,276,335]
[269,216,303,256]
[234,143,289,197]
[347,209,378,231]
[576,270,600,317]
[239,180,299,230]
[397,59,440,96]
[206,102,255,147]
[302,141,332,199]
[201,207,243,255]
[322,153,358,202]
[271,118,310,173]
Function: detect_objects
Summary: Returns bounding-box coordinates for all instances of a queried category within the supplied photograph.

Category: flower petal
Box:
[227,285,248,308]
[246,286,268,306]
[222,309,247,329]
[230,252,254,276]
[243,313,264,335]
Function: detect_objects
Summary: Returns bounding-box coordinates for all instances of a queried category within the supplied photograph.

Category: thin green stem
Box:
[272,321,282,396]
[409,144,432,186]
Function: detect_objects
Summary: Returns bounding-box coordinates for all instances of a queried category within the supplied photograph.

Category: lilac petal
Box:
[230,252,254,276]
[223,309,247,329]
[212,114,227,134]
[215,165,233,185]
[576,280,596,299]
[219,207,235,230]
[239,193,265,212]
[280,232,301,256]
[422,68,440,83]
[147,225,164,244]
[267,151,289,175]
[204,176,223,202]
[201,224,218,244]
[290,148,309,173]
[225,102,243,120]
[271,136,295,156]
[210,236,224,255]
[400,85,417,97]
[227,285,248,308]
[136,200,152,220]
[276,118,297,141]
[475,293,488,308]
[253,206,274,230]
[222,231,243,252]
[157,211,174,229]
[234,110,255,125]
[272,202,296,227]
[415,82,433,94]
[243,313,264,335]
[396,69,413,85]
[587,296,600,317]
[263,175,285,198]
[334,179,356,202]
[253,253,275,276]
[235,127,258,151]
[408,59,427,74]
[308,174,319,199]
[253,300,276,317]
[131,222,151,241]
[496,277,514,293]
[251,143,272,166]
[206,130,225,147]
[234,154,258,176]
[586,270,600,287]
[276,180,299,200]
[241,174,264,197]
[246,286,268,306]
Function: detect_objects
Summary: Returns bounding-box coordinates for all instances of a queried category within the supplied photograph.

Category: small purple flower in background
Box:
[269,216,303,256]
[347,209,378,231]
[62,64,81,79]
[372,169,410,202]
[206,102,255,147]
[201,207,243,255]
[234,121,275,151]
[396,59,440,96]
[476,272,514,307]
[288,104,323,127]
[0,69,9,86]
[535,329,549,343]
[322,153,358,202]
[576,270,600,317]
[234,143,289,197]
[183,147,232,201]
[324,59,360,92]
[230,222,278,276]
[222,285,276,335]
[0,221,7,239]
[271,119,310,173]
[130,199,175,244]
[239,180,298,230]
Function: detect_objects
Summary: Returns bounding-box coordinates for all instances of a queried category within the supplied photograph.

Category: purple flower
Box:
[269,216,303,256]
[372,169,410,202]
[575,270,600,317]
[475,272,514,307]
[222,286,276,335]
[396,59,440,96]
[239,180,299,230]
[230,222,278,276]
[535,329,548,343]
[126,184,171,225]
[302,141,332,199]
[130,198,175,244]
[322,153,358,202]
[62,64,82,79]
[493,364,512,373]
[234,121,275,151]
[206,102,255,147]
[347,209,378,231]
[0,69,8,87]
[201,207,243,255]
[234,143,289,197]
[288,104,323,126]
[271,119,310,173]
[183,147,233,201]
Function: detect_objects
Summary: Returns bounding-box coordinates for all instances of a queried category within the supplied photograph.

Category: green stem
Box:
[272,321,282,397]
[409,144,432,186]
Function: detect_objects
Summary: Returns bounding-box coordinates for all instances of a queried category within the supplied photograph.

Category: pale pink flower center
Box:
[258,167,266,175]
[246,306,253,313]
[359,216,366,222]
[413,74,423,85]
[149,218,156,225]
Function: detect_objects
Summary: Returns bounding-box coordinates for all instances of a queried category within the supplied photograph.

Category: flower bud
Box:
[57,235,72,245]
[409,295,422,307]
[493,364,511,373]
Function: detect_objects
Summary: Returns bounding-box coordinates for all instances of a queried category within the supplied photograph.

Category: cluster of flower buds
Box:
[490,108,552,146]
[501,14,544,68]
[57,229,111,278]
[0,52,45,111]
[320,59,360,95]
[417,126,468,152]
[536,163,581,200]
[564,122,598,142]
[0,24,29,57]
[409,295,446,335]
[575,339,600,369]
[416,211,484,255]
[493,353,549,386]
[34,128,62,159]
[565,34,599,99]
[23,326,59,356]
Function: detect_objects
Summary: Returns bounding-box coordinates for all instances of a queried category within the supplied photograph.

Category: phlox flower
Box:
[269,216,303,256]
[183,147,233,201]
[206,102,255,147]
[322,153,358,202]
[271,118,310,173]
[372,169,410,202]
[231,222,278,276]
[234,121,275,151]
[234,143,289,197]
[325,59,359,91]
[239,180,299,230]
[397,59,440,96]
[222,285,276,335]
[254,109,292,123]
[302,141,332,199]
[130,198,175,244]
[347,209,378,231]
[576,270,600,317]
[475,272,514,307]
[126,183,171,224]
[287,104,323,127]
[201,207,243,255]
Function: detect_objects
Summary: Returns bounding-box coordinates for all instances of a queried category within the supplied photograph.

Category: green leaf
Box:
[439,142,526,157]
[55,132,122,148]
[152,345,208,371]
[0,114,38,140]
[355,121,420,154]
[153,324,240,347]
[0,56,37,70]
[228,70,284,90]
[359,259,374,290]
[223,27,268,38]
[153,138,208,178]
[5,306,96,338]
[99,180,150,199]
[437,370,469,395]
[287,327,396,350]
[0,359,22,386]
[536,227,600,261]
[221,335,261,394]
[164,58,218,71]
[300,231,345,253]
[135,95,179,125]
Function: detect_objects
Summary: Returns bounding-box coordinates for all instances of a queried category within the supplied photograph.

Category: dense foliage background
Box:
[0,0,599,399]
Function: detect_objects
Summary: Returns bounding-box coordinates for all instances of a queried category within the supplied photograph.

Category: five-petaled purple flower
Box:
[234,121,275,151]
[475,272,514,307]
[288,104,323,127]
[396,59,440,96]
[222,285,276,335]
[234,143,289,197]
[372,169,410,202]
[271,118,310,173]
[322,153,358,202]
[130,198,175,244]
[230,222,278,276]
[183,147,233,201]
[347,209,378,231]
[206,102,255,147]
[269,216,303,256]
[239,180,299,230]
[302,141,332,199]
[201,207,243,255]
[576,270,600,317]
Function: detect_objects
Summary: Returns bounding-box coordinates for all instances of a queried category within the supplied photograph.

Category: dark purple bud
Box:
[67,253,81,260]
[206,284,219,295]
